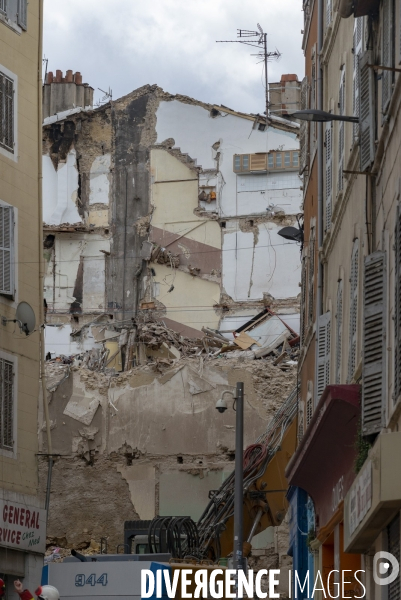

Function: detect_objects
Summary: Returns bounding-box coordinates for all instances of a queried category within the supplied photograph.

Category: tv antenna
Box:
[96,87,113,106]
[217,25,281,119]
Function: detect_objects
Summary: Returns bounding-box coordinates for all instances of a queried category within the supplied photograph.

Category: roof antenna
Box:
[216,25,281,120]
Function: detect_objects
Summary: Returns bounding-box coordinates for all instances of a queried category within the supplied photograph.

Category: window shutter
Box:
[308,232,315,323]
[301,256,307,344]
[348,240,359,381]
[0,358,14,450]
[394,206,401,404]
[359,51,375,171]
[17,0,27,30]
[353,18,363,141]
[326,0,332,28]
[0,0,6,14]
[325,121,333,230]
[317,311,331,400]
[0,205,14,296]
[0,72,14,153]
[362,251,387,436]
[382,0,393,114]
[299,76,309,174]
[338,68,345,193]
[335,280,343,384]
[249,154,267,171]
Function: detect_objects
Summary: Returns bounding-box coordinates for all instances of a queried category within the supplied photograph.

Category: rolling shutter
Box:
[353,18,363,141]
[362,251,386,436]
[17,0,27,30]
[317,311,331,400]
[359,51,375,171]
[338,68,345,193]
[335,280,343,384]
[0,205,14,296]
[348,240,359,381]
[0,358,14,450]
[299,76,309,174]
[325,121,333,230]
[249,154,267,171]
[394,206,401,404]
[382,0,393,114]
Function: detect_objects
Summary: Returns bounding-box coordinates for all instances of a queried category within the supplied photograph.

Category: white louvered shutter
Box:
[326,0,332,28]
[382,0,393,114]
[348,240,359,381]
[394,207,401,404]
[317,311,331,400]
[308,231,315,323]
[0,358,14,450]
[338,69,345,193]
[17,0,27,30]
[359,51,375,171]
[325,121,333,230]
[362,251,386,436]
[335,280,343,384]
[0,205,14,296]
[299,76,309,174]
[353,18,363,141]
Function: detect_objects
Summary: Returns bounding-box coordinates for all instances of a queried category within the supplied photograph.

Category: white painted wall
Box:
[45,324,102,357]
[43,150,82,225]
[89,154,111,205]
[156,101,302,303]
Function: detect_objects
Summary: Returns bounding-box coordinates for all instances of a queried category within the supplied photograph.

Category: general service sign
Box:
[0,498,46,554]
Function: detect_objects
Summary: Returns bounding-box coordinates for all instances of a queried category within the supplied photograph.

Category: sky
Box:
[43,0,304,116]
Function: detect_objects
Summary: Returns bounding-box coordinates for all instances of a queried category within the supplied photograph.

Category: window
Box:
[292,151,299,167]
[275,153,282,168]
[284,152,291,167]
[317,311,331,401]
[0,204,14,297]
[300,255,307,344]
[359,51,376,171]
[268,154,274,168]
[234,155,241,171]
[0,0,5,14]
[233,152,299,173]
[306,395,313,426]
[242,155,249,170]
[0,70,15,154]
[299,76,310,174]
[348,240,359,381]
[326,0,332,28]
[362,251,386,436]
[395,207,401,404]
[338,68,345,194]
[335,281,343,384]
[0,356,14,450]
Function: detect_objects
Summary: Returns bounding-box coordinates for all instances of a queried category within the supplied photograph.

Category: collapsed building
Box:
[42,71,302,356]
[39,72,302,577]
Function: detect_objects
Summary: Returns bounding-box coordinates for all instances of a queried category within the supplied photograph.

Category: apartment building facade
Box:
[288,0,401,595]
[0,0,46,594]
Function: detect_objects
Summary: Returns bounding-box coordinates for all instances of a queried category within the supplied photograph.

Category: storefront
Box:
[286,385,362,598]
[0,491,46,598]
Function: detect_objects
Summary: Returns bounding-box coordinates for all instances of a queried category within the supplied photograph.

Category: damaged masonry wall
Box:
[39,354,296,573]
[42,83,301,355]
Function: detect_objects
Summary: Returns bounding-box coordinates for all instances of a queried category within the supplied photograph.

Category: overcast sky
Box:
[43,0,304,115]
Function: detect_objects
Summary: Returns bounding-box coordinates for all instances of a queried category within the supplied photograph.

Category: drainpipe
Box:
[315,0,324,405]
[37,0,53,511]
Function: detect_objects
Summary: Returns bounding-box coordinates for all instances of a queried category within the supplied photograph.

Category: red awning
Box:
[286,385,361,530]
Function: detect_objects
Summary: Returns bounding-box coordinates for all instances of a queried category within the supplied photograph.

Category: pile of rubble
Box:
[46,309,299,375]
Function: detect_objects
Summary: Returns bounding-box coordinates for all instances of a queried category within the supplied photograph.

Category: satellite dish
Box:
[15,302,36,336]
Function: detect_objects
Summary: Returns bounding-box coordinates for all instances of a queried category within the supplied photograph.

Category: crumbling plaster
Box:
[40,357,296,550]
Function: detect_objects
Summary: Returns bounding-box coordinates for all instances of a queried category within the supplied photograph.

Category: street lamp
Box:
[215,382,244,573]
[284,108,359,123]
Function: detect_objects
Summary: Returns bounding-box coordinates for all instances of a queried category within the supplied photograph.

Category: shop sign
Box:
[0,498,46,553]
[348,460,372,535]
